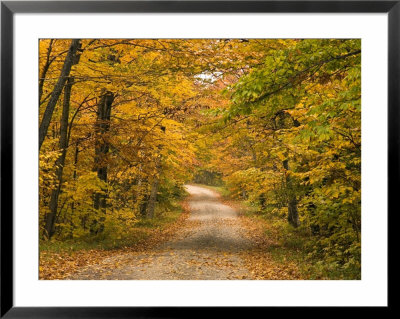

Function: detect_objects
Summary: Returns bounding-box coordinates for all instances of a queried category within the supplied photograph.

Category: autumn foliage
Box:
[39,39,361,279]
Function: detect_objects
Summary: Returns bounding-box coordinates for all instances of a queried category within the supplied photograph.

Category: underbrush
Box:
[40,202,184,254]
[254,211,360,279]
[214,186,361,280]
[39,201,187,279]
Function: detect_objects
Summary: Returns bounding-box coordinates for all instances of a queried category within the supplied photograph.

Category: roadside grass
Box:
[247,210,360,280]
[40,202,184,255]
[207,185,356,280]
[239,207,314,277]
[205,185,231,198]
[39,201,188,279]
[191,183,231,198]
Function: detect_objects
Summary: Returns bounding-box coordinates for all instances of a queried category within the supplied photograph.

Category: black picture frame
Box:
[0,0,395,317]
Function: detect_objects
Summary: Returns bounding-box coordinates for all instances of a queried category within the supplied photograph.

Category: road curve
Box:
[69,184,253,280]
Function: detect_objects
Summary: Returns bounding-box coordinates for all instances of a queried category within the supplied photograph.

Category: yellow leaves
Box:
[39,39,360,281]
[319,184,359,205]
[40,202,189,280]
[276,151,287,161]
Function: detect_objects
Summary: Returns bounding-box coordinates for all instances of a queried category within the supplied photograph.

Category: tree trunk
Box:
[91,92,114,234]
[43,77,74,239]
[70,138,81,230]
[39,39,81,150]
[138,180,149,217]
[283,159,300,228]
[288,197,300,228]
[146,155,162,219]
[39,39,54,103]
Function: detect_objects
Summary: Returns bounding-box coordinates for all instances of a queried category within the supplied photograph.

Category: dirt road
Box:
[69,184,254,280]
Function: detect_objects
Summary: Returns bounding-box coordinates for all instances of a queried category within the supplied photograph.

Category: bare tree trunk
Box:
[70,138,82,230]
[283,159,300,228]
[146,155,162,219]
[288,197,300,227]
[39,39,54,103]
[43,77,74,239]
[39,39,81,150]
[91,92,114,234]
[137,164,149,217]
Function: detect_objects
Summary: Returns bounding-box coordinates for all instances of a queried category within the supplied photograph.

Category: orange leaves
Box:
[238,214,303,280]
[39,201,190,280]
[39,249,109,280]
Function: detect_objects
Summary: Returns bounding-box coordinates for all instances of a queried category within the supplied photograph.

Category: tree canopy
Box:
[39,38,361,279]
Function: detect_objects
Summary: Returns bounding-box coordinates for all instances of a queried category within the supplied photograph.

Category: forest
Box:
[39,39,361,280]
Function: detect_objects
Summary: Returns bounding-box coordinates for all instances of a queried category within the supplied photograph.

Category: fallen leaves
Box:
[238,214,303,280]
[40,192,304,280]
[39,201,190,280]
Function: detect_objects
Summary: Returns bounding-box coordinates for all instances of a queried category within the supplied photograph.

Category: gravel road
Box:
[69,184,253,280]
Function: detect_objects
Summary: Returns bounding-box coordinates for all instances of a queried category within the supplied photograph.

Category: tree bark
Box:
[137,165,149,217]
[283,159,300,228]
[43,77,74,239]
[91,92,115,234]
[39,39,54,103]
[287,197,300,228]
[70,138,82,228]
[39,39,81,150]
[146,155,162,219]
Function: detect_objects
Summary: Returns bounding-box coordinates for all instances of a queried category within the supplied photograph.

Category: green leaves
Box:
[215,39,361,278]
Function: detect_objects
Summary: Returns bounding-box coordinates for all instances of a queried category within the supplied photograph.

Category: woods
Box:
[39,39,361,279]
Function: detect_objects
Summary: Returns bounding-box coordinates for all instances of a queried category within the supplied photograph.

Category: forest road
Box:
[69,184,254,279]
